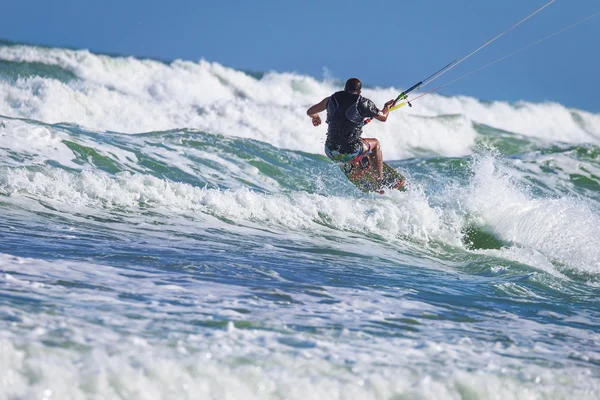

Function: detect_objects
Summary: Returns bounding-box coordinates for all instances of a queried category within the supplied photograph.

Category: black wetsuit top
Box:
[325,91,380,154]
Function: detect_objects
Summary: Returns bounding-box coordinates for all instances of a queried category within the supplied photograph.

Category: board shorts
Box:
[324,139,371,165]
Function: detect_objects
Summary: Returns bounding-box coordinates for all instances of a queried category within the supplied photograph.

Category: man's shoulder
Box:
[357,96,379,117]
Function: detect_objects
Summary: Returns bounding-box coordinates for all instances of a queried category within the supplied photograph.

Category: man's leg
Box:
[361,138,383,181]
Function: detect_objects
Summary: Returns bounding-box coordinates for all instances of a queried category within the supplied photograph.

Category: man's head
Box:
[344,78,362,94]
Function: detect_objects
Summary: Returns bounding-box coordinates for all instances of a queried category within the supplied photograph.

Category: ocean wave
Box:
[1,43,599,160]
[2,251,598,400]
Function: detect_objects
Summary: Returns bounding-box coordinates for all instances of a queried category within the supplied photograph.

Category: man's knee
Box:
[370,140,380,153]
[364,138,380,149]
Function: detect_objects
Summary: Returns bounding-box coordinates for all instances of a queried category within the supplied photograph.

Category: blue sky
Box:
[2,0,599,111]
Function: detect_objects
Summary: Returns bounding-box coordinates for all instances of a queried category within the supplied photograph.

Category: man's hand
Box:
[381,99,395,117]
[311,115,322,126]
[373,99,396,122]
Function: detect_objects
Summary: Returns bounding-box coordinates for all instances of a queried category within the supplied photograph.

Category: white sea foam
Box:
[3,334,598,400]
[1,252,598,400]
[3,148,600,278]
[2,124,600,275]
[0,119,78,168]
[1,44,599,159]
[461,155,600,275]
[0,166,459,247]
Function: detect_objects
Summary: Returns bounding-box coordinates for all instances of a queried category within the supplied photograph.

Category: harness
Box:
[326,93,364,125]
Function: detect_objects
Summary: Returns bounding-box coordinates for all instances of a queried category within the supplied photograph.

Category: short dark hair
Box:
[344,78,362,93]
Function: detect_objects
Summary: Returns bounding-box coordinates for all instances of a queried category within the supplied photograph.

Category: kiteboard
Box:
[339,157,405,193]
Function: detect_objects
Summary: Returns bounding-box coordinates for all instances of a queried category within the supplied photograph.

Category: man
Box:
[306,78,394,182]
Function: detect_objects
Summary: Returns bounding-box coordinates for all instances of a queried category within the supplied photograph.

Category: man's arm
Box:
[307,97,329,127]
[372,100,395,122]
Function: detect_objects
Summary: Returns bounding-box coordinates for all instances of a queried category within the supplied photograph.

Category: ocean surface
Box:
[1,41,600,400]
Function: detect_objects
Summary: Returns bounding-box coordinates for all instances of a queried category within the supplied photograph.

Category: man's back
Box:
[325,91,379,154]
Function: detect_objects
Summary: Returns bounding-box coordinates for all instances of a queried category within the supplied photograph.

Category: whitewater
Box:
[1,41,599,400]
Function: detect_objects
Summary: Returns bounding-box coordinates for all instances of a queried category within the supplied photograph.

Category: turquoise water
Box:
[1,42,599,399]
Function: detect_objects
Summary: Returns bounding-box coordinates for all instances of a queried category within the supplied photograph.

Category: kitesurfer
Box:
[306,78,394,182]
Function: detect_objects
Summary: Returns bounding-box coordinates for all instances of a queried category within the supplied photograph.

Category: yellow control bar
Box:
[390,102,408,112]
